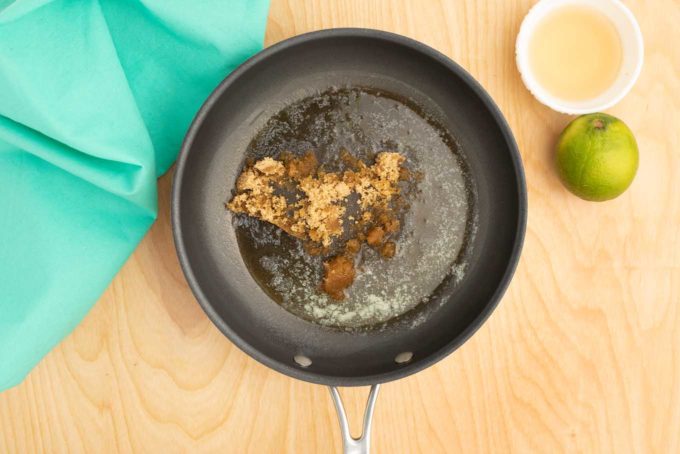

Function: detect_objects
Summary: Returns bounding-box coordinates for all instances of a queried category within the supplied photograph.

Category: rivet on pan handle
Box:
[329,384,381,454]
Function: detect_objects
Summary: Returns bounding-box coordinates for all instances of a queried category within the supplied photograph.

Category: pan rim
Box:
[172,27,528,387]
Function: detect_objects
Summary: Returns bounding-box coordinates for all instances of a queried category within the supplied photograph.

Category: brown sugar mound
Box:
[321,255,356,301]
[227,150,413,300]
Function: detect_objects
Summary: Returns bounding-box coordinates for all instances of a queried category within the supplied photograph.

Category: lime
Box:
[556,113,639,201]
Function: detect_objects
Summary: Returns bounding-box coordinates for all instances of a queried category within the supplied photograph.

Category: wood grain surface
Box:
[2,0,679,452]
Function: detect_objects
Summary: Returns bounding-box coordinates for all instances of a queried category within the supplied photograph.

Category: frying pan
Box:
[172,28,526,453]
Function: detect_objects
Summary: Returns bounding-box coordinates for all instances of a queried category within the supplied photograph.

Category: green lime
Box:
[556,113,639,201]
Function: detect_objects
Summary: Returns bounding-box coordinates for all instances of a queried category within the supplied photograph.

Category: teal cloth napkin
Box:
[0,0,270,391]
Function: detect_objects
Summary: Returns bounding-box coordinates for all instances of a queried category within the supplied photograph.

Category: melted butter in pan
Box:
[232,87,476,330]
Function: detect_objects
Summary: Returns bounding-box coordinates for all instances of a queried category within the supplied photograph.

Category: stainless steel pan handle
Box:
[329,384,381,454]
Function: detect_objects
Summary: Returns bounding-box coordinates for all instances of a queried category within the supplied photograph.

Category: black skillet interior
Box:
[172,29,526,386]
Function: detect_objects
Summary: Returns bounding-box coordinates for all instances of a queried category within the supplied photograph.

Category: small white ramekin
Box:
[516,0,644,115]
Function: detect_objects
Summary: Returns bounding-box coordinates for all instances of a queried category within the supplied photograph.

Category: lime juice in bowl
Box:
[516,0,643,114]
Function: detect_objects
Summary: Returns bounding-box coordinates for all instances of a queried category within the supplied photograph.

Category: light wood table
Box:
[2,0,679,452]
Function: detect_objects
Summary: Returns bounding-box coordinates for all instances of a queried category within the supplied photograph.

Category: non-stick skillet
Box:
[172,28,526,453]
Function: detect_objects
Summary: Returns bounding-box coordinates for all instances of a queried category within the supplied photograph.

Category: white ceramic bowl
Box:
[516,0,644,115]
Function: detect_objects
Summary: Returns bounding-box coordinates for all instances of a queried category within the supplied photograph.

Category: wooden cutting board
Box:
[2,1,679,452]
